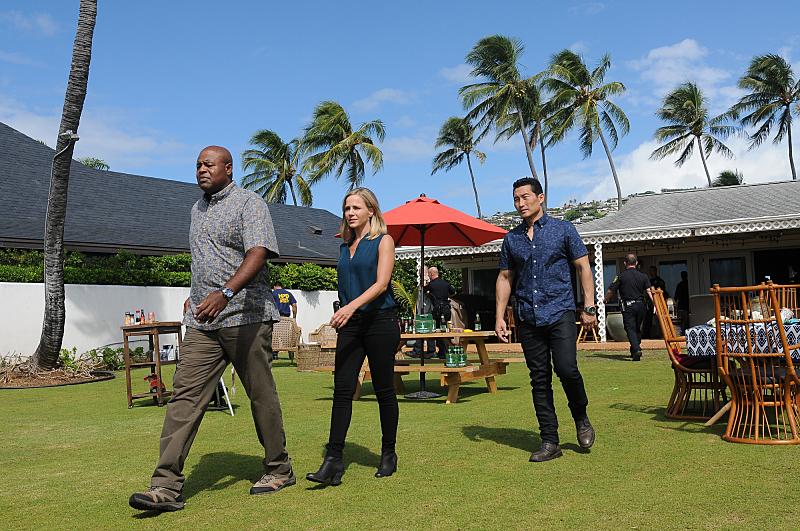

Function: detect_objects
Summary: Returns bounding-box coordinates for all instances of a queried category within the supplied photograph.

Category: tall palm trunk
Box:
[465,153,482,219]
[598,128,623,210]
[696,136,712,186]
[787,108,797,180]
[32,0,97,370]
[515,107,538,180]
[287,178,298,205]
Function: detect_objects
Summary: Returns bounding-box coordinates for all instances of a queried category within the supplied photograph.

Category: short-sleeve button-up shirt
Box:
[499,213,587,327]
[183,182,281,330]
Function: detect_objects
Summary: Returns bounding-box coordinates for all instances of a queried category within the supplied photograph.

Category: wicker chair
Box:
[272,317,301,362]
[711,282,800,444]
[652,288,726,419]
[308,323,338,349]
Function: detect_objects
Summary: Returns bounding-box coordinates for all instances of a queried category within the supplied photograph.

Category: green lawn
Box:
[2,351,796,529]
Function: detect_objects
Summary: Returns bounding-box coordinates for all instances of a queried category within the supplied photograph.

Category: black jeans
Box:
[518,310,589,445]
[327,309,400,458]
[622,300,646,354]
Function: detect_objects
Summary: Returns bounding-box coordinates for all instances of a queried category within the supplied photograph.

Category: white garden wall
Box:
[0,283,338,357]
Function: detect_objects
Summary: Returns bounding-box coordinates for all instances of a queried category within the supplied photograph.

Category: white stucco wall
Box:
[0,283,338,357]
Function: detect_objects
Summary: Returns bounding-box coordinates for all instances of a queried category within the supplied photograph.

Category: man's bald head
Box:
[196,146,233,195]
[428,266,439,279]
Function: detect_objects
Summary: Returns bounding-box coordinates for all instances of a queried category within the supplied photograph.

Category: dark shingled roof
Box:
[577,180,800,237]
[1,121,341,264]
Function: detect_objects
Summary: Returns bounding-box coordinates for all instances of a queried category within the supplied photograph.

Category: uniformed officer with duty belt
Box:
[604,253,652,361]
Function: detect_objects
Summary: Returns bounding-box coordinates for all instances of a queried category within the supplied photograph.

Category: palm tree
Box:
[77,157,109,170]
[460,35,539,180]
[431,117,487,218]
[496,79,554,201]
[650,82,736,186]
[712,169,744,187]
[33,0,97,370]
[728,54,800,180]
[545,49,629,209]
[241,130,312,206]
[302,101,385,190]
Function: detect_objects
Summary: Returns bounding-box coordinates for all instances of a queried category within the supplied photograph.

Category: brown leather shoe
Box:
[529,442,563,462]
[576,418,595,449]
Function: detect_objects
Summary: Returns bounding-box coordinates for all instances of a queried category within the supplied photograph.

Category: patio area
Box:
[2,350,795,529]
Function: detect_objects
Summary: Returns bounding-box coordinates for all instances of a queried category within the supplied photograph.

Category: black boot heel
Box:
[306,456,344,486]
[374,452,397,478]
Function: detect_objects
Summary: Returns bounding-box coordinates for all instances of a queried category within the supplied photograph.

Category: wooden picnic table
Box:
[358,330,509,404]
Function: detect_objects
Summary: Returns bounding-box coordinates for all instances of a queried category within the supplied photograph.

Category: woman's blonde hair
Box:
[340,187,388,243]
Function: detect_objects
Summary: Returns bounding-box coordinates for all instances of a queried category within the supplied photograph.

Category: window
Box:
[709,257,747,287]
[660,260,688,299]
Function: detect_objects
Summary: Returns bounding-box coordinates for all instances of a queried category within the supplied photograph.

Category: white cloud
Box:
[351,88,412,112]
[0,94,191,173]
[568,2,606,15]
[1,10,57,36]
[439,63,473,84]
[0,49,43,67]
[627,39,730,102]
[550,136,795,202]
[568,41,589,55]
[382,135,434,163]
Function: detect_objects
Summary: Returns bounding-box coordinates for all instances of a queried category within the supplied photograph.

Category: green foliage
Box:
[77,157,110,170]
[713,169,745,187]
[58,347,79,371]
[391,279,417,315]
[563,208,582,222]
[271,262,338,291]
[241,129,313,206]
[83,347,125,370]
[391,258,463,309]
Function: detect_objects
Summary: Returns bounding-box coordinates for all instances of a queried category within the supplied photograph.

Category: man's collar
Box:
[204,180,236,202]
[515,212,549,232]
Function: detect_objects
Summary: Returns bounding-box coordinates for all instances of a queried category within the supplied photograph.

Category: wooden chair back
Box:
[711,282,800,444]
[651,288,686,367]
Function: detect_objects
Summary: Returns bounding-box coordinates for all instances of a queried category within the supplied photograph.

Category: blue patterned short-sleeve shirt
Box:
[499,213,587,327]
[183,182,281,330]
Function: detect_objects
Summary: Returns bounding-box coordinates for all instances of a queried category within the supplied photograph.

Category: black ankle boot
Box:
[306,456,344,486]
[374,451,397,478]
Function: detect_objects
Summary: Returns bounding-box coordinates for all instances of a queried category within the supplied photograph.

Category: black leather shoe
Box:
[306,456,344,486]
[529,442,562,462]
[631,350,642,361]
[576,418,595,449]
[374,451,397,478]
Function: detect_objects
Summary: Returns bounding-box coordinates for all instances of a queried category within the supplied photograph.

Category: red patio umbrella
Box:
[383,194,507,398]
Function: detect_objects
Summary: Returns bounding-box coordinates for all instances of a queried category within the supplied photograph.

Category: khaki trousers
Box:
[150,322,292,492]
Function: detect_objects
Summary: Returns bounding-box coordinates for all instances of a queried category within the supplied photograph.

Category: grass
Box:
[2,350,797,530]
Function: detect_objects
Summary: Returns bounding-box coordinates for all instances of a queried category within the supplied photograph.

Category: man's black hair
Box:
[273,281,282,288]
[512,177,543,195]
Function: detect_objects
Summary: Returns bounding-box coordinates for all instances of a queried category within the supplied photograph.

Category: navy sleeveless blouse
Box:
[337,234,395,312]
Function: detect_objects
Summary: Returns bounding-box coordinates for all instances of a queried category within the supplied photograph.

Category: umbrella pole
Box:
[406,225,439,400]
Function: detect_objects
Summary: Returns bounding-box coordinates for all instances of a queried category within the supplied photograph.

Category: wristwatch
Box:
[220,287,235,301]
[583,306,597,315]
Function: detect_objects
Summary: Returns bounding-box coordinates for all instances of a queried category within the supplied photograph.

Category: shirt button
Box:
[533,245,536,248]
[534,290,538,293]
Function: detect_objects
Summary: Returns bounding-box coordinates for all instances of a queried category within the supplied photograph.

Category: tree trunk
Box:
[515,106,538,180]
[598,128,623,210]
[696,136,712,186]
[538,121,549,208]
[288,179,298,206]
[788,110,797,180]
[32,0,97,370]
[465,153,482,219]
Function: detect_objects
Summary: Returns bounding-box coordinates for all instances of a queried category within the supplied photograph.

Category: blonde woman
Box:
[306,188,400,486]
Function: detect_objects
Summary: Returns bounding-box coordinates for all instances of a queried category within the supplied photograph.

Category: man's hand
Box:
[495,318,511,343]
[194,290,228,323]
[183,297,191,315]
[330,303,356,329]
[579,311,597,329]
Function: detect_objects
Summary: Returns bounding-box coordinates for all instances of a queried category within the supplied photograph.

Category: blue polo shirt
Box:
[272,288,297,317]
[499,213,587,327]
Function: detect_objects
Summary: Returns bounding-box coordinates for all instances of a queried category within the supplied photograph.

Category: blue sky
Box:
[3,1,800,217]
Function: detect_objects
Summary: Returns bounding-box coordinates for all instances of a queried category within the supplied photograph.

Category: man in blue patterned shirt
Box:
[130,146,294,512]
[495,177,597,462]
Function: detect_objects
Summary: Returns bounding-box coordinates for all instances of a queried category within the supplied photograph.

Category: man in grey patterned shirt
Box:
[130,146,294,512]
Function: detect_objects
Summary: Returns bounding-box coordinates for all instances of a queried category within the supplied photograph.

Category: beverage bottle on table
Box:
[459,346,467,367]
[141,308,146,323]
[474,312,481,331]
[135,310,141,324]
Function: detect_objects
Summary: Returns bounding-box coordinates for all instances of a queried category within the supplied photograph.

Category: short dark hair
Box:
[273,281,282,288]
[512,177,543,195]
[624,253,638,266]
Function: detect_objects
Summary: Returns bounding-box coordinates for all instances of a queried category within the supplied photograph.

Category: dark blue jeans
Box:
[327,309,400,458]
[518,310,589,445]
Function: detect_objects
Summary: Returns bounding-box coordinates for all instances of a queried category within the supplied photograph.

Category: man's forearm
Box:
[225,247,268,293]
[495,276,512,318]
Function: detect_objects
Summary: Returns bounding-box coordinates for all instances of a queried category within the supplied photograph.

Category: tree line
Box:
[246,36,800,216]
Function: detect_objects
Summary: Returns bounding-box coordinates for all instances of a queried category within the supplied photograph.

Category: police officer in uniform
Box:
[643,266,667,338]
[605,253,652,361]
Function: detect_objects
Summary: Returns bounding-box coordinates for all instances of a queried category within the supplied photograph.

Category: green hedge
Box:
[0,249,337,291]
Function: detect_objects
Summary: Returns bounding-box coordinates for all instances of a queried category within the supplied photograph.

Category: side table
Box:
[121,321,183,408]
